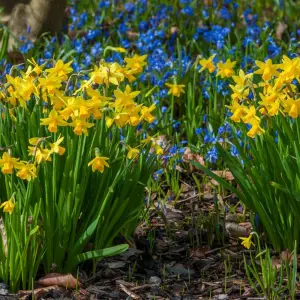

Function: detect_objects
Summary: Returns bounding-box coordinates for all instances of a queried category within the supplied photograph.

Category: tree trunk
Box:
[0,0,67,49]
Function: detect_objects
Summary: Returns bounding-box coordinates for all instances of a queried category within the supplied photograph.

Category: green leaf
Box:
[67,244,129,270]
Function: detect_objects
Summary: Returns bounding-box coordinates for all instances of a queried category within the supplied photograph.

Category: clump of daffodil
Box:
[0,54,157,184]
[226,55,300,138]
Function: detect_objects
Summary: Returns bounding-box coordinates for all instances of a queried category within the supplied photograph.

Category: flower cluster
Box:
[226,56,300,138]
[0,55,158,213]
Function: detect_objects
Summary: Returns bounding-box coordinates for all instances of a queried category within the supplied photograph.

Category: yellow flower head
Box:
[16,163,37,181]
[125,54,148,73]
[40,109,69,133]
[0,198,15,215]
[0,152,23,174]
[239,234,254,249]
[199,54,216,73]
[88,156,110,173]
[127,146,139,160]
[255,59,279,82]
[217,59,236,78]
[165,83,185,97]
[46,60,73,80]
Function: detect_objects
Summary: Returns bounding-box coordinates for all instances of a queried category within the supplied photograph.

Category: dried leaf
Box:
[276,22,287,40]
[280,249,292,262]
[189,246,210,259]
[36,273,82,289]
[212,170,234,181]
[183,148,205,171]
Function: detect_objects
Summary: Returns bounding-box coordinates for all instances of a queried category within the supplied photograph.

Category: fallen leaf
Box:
[212,170,234,181]
[183,148,205,171]
[18,285,68,299]
[276,22,287,40]
[190,246,210,259]
[280,249,293,262]
[36,273,82,289]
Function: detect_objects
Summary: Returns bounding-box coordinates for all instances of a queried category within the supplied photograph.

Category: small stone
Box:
[213,294,228,300]
[149,276,161,286]
[0,282,9,296]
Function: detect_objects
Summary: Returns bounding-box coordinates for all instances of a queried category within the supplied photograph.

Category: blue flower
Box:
[99,1,110,8]
[91,42,103,56]
[181,6,194,16]
[206,146,218,163]
[230,145,239,157]
[124,2,136,13]
[195,128,203,135]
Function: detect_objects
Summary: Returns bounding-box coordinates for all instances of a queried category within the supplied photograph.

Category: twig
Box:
[119,284,142,300]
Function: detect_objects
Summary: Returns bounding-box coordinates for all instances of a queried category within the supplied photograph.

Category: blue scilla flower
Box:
[206,146,218,164]
[179,0,193,4]
[118,23,129,34]
[124,2,136,13]
[72,60,80,73]
[181,6,194,16]
[173,121,181,129]
[169,145,178,155]
[267,37,281,58]
[218,126,225,135]
[179,148,186,154]
[195,128,203,135]
[230,145,239,157]
[160,89,168,98]
[243,36,254,47]
[99,1,110,8]
[82,54,92,67]
[73,39,84,54]
[19,37,34,54]
[220,6,232,20]
[138,21,148,32]
[86,29,101,41]
[121,39,131,49]
[77,12,88,29]
[91,42,103,56]
[162,106,168,113]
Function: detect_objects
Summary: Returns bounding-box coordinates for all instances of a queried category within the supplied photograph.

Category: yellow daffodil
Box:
[199,54,216,73]
[165,83,185,97]
[91,62,124,86]
[124,54,148,73]
[46,60,73,80]
[284,98,300,119]
[255,59,279,81]
[0,152,23,174]
[217,59,236,78]
[71,118,94,135]
[0,198,15,215]
[40,110,69,133]
[38,74,62,95]
[239,234,254,249]
[113,85,140,109]
[140,104,156,123]
[127,146,139,159]
[247,120,265,138]
[88,156,110,173]
[49,136,66,156]
[16,163,37,181]
[28,147,52,164]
